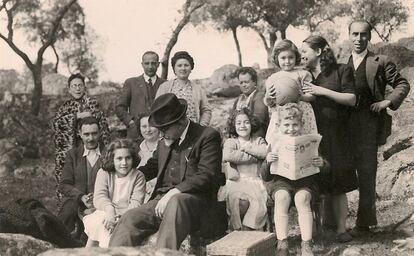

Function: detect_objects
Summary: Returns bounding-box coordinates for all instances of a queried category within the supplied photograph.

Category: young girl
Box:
[261,103,325,256]
[222,108,268,231]
[264,39,318,144]
[137,114,160,203]
[83,139,146,248]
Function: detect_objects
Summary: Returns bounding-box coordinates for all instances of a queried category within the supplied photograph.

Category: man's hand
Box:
[81,193,93,208]
[266,152,278,163]
[155,188,181,219]
[370,100,391,112]
[76,111,92,119]
[267,85,277,98]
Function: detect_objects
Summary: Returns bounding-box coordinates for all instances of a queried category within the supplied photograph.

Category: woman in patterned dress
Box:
[52,73,110,205]
[155,51,212,126]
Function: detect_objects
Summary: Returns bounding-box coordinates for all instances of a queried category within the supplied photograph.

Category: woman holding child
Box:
[301,35,357,243]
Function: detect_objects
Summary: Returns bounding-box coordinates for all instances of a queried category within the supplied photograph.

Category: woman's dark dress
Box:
[312,64,358,194]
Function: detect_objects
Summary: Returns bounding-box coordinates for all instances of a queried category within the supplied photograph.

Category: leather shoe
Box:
[349,226,370,237]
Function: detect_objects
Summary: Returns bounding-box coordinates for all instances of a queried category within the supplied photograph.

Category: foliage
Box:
[350,0,409,42]
[0,0,95,115]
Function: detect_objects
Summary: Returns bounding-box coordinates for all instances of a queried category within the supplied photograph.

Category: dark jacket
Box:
[59,143,105,204]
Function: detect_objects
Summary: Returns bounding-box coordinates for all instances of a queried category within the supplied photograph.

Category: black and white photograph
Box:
[0,0,414,255]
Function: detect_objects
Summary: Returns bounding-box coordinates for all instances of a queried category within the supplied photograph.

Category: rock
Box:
[407,197,414,205]
[210,64,239,89]
[0,233,54,256]
[376,142,414,199]
[38,246,190,256]
[391,167,414,198]
[341,246,363,256]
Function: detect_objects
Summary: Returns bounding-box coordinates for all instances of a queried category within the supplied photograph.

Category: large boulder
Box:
[38,247,189,256]
[0,233,54,256]
[210,64,239,90]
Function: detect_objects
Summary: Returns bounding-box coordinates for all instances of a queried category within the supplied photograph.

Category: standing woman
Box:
[53,73,110,205]
[155,51,212,126]
[300,35,357,242]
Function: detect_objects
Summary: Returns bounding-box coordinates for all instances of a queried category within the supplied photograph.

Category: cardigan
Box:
[155,79,212,126]
[93,168,146,211]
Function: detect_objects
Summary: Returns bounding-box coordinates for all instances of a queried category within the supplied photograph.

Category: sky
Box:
[0,0,413,82]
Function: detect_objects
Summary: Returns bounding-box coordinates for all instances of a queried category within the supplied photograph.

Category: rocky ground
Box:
[2,89,414,255]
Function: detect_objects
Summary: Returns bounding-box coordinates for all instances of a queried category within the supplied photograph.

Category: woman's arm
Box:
[127,171,147,209]
[303,81,356,106]
[223,138,257,164]
[198,86,212,126]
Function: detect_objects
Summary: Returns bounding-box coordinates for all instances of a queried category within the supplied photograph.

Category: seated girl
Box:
[222,108,268,231]
[261,103,326,256]
[83,138,146,248]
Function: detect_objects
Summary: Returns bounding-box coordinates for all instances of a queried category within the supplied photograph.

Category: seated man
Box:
[109,93,224,250]
[57,116,106,238]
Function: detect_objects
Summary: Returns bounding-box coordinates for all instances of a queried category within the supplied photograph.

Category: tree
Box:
[160,0,206,79]
[0,0,78,115]
[192,0,261,67]
[351,0,409,42]
[250,0,332,67]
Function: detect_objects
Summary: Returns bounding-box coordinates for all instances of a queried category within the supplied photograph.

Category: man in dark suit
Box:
[347,20,410,235]
[109,93,224,250]
[116,51,166,139]
[232,67,269,138]
[57,116,106,236]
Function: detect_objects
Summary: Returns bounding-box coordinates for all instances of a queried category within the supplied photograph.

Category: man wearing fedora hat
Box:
[109,93,224,249]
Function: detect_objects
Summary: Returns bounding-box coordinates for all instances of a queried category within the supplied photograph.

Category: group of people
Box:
[51,20,410,256]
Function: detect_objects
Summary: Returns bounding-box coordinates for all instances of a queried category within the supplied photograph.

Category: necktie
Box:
[147,78,155,104]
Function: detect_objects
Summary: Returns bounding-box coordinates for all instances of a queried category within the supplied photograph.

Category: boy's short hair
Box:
[278,103,303,122]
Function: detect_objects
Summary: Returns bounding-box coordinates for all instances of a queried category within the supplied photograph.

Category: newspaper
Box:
[270,134,322,180]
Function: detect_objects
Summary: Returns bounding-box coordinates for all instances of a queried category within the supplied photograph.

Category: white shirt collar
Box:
[83,145,101,157]
[352,49,368,69]
[143,74,157,84]
[179,119,190,145]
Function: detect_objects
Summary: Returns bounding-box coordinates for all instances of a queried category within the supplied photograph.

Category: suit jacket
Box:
[232,90,269,138]
[348,51,410,144]
[115,75,166,126]
[139,121,224,202]
[59,143,105,204]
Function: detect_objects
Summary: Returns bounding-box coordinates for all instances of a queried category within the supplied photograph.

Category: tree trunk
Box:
[51,44,59,73]
[231,26,243,67]
[267,31,277,68]
[160,1,204,79]
[31,66,43,115]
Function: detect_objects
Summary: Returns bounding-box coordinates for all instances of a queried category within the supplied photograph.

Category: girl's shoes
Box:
[301,240,314,256]
[276,239,290,256]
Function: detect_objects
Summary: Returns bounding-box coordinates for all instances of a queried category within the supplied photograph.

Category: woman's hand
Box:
[370,100,391,112]
[312,157,324,167]
[302,81,327,96]
[266,152,279,163]
[267,85,277,99]
[76,111,92,119]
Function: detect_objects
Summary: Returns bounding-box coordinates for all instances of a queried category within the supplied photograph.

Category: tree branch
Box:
[251,26,269,52]
[37,0,78,65]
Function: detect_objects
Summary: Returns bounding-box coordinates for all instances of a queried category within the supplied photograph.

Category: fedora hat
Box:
[149,93,188,128]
